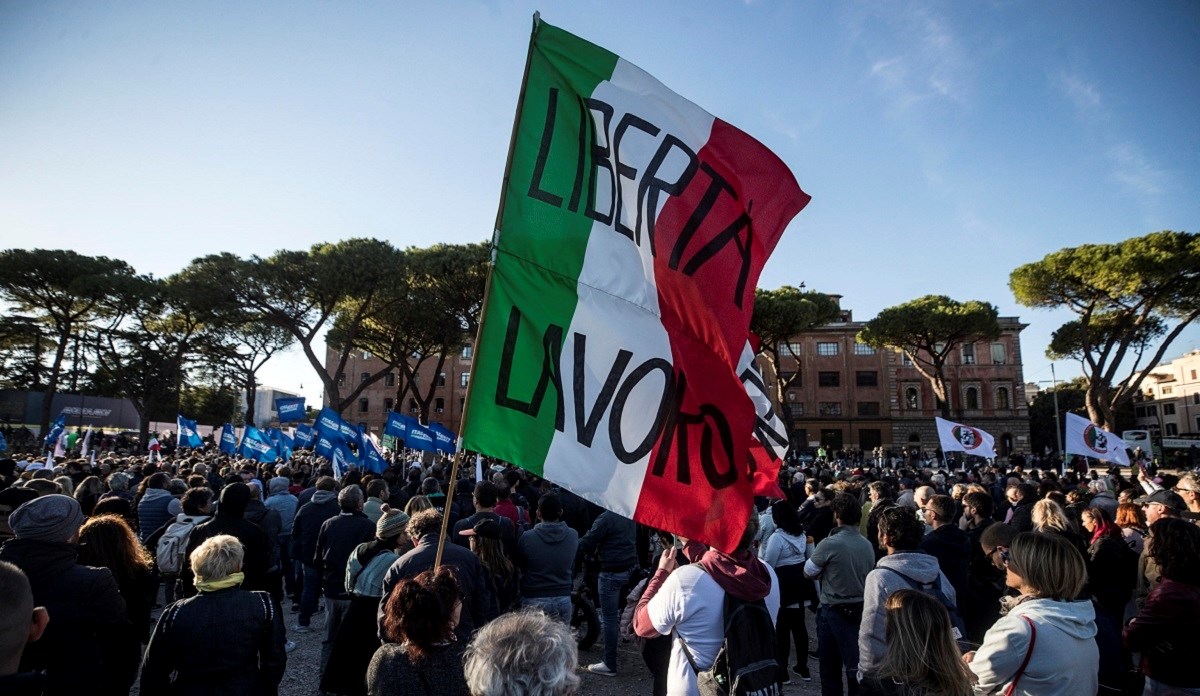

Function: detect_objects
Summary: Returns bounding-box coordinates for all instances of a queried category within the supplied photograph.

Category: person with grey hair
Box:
[141,535,287,695]
[463,610,580,696]
[0,495,130,695]
[315,485,375,676]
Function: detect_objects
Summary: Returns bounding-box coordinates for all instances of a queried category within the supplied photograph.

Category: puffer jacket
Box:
[969,597,1098,695]
[141,587,286,696]
[858,551,956,674]
[137,488,175,543]
[0,538,131,696]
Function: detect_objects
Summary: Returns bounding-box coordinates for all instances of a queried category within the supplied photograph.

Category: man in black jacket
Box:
[379,508,498,641]
[293,476,339,630]
[918,495,971,602]
[181,482,270,598]
[453,481,517,558]
[0,495,130,696]
[315,485,374,674]
[577,509,638,677]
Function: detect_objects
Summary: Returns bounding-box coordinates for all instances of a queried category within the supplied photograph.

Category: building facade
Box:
[762,303,1031,457]
[1132,349,1200,438]
[321,344,474,436]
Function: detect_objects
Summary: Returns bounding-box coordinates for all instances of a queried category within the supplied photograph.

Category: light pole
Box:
[1038,363,1064,469]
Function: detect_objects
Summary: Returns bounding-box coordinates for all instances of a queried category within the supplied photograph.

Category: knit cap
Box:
[376,504,410,539]
[10,494,85,543]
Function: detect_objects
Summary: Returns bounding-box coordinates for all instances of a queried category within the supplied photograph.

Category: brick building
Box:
[321,343,474,436]
[761,301,1031,457]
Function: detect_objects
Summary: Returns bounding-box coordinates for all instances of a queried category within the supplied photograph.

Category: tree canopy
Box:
[1010,230,1200,430]
[858,295,1000,417]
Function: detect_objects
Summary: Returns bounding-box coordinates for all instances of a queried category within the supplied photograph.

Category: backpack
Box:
[155,518,196,576]
[881,566,970,650]
[515,505,533,533]
[677,592,785,696]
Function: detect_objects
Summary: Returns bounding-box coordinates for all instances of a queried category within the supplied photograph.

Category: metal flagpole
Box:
[435,12,541,571]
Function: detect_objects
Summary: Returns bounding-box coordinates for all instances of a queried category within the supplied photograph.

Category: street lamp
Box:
[1038,363,1064,468]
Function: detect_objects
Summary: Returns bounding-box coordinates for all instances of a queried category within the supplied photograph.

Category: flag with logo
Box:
[177,415,204,449]
[935,417,997,459]
[332,440,358,480]
[384,411,411,440]
[276,397,306,423]
[405,421,437,453]
[460,19,808,552]
[219,424,238,455]
[1065,412,1130,465]
[428,423,457,454]
[44,413,66,448]
[361,435,387,475]
[315,407,359,443]
[265,428,293,460]
[293,423,315,449]
[238,425,279,463]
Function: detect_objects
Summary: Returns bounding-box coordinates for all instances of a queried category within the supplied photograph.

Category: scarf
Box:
[697,548,771,601]
[195,571,245,593]
[1090,522,1117,544]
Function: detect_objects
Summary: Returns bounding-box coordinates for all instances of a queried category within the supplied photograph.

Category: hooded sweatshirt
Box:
[969,597,1098,695]
[516,520,579,598]
[858,551,957,674]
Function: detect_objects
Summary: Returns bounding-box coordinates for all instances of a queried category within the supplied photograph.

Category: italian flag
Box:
[462,18,808,552]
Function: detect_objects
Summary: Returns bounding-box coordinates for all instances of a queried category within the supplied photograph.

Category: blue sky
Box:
[1,1,1197,404]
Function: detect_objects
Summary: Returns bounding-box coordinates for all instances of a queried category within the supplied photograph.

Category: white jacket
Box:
[970,598,1098,695]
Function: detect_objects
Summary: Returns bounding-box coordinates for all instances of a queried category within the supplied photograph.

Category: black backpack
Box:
[677,592,785,696]
[881,567,970,650]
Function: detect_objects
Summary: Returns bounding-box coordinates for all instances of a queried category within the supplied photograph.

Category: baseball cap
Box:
[1134,489,1185,511]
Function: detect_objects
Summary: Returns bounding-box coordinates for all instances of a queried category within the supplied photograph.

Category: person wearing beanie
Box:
[264,475,299,604]
[178,482,270,599]
[320,504,411,696]
[0,495,131,696]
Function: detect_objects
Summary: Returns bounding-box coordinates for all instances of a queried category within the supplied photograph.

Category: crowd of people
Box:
[0,440,1198,696]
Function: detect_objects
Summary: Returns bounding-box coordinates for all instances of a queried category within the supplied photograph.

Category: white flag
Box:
[1065,412,1129,465]
[80,427,93,457]
[52,432,66,459]
[475,453,483,483]
[935,417,997,458]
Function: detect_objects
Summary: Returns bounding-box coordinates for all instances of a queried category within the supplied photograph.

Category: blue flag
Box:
[276,397,306,423]
[405,421,437,452]
[44,413,67,447]
[384,411,410,439]
[331,440,358,480]
[219,424,238,454]
[428,423,457,454]
[0,431,7,452]
[294,423,315,448]
[177,415,204,449]
[315,432,339,460]
[238,425,280,463]
[265,428,293,461]
[315,407,359,442]
[361,436,387,475]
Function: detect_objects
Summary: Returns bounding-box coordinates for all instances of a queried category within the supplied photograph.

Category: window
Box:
[1192,369,1198,380]
[384,372,396,387]
[991,343,1007,365]
[818,402,842,416]
[408,399,418,413]
[1163,386,1174,395]
[904,387,920,410]
[781,371,800,388]
[784,342,803,357]
[856,371,878,387]
[1194,393,1200,405]
[336,372,346,387]
[857,402,880,416]
[901,352,913,366]
[462,344,474,359]
[362,351,372,360]
[1164,404,1176,415]
[1136,406,1147,418]
[818,372,840,387]
[1166,423,1179,436]
[1147,405,1158,416]
[996,387,1010,410]
[788,403,805,417]
[358,398,369,413]
[965,387,979,410]
[860,429,882,450]
[460,372,471,387]
[384,398,394,411]
[437,373,446,387]
[435,398,445,413]
[360,371,369,384]
[817,342,839,356]
[962,344,976,365]
[854,342,876,356]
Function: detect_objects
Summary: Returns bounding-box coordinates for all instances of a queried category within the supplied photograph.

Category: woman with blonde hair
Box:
[1031,497,1087,555]
[74,475,104,515]
[77,513,155,693]
[860,589,972,696]
[965,532,1098,694]
[404,494,433,518]
[141,534,286,695]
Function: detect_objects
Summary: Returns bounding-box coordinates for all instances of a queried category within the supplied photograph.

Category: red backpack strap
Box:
[1003,615,1037,696]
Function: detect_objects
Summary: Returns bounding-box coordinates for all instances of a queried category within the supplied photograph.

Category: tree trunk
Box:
[1086,383,1116,432]
[244,370,258,425]
[39,321,72,439]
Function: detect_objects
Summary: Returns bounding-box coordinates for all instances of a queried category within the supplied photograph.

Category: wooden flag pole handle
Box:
[433,450,463,569]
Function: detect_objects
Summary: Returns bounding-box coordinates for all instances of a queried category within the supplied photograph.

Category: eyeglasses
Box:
[1174,487,1197,494]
